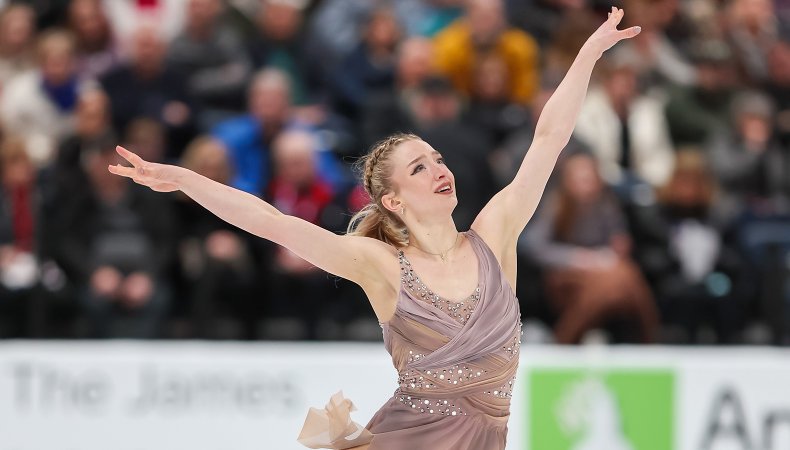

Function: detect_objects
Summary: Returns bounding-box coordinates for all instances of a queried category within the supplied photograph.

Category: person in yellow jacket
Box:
[433,0,540,105]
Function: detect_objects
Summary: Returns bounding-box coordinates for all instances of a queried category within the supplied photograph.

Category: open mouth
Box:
[435,184,453,194]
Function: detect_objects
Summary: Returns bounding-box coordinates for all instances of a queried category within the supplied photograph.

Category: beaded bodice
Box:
[380,230,522,418]
[397,250,481,325]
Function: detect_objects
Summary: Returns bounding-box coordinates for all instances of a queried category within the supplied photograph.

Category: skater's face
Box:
[381,139,458,220]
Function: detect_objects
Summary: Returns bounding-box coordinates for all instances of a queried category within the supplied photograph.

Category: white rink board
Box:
[0,342,397,450]
[1,343,790,450]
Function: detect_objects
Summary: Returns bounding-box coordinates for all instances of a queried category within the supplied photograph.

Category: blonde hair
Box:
[346,133,420,247]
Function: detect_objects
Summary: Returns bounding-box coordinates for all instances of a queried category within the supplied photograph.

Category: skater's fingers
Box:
[115,145,145,167]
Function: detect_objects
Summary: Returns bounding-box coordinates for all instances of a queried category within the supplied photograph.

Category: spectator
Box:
[708,90,790,220]
[573,53,675,193]
[523,152,659,343]
[361,37,438,149]
[0,137,41,336]
[712,90,790,345]
[176,136,258,338]
[328,7,400,121]
[68,0,121,80]
[665,39,739,147]
[264,129,339,339]
[305,0,428,69]
[467,53,530,147]
[612,0,697,88]
[0,30,86,167]
[248,0,317,106]
[167,0,252,127]
[723,0,778,84]
[0,4,36,95]
[49,146,176,338]
[213,68,350,196]
[634,150,744,343]
[433,0,540,104]
[53,88,116,193]
[100,25,195,160]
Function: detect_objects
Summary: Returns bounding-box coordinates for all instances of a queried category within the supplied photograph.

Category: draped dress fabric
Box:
[298,229,522,450]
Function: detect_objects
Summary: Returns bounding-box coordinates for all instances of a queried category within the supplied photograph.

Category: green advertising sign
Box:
[528,369,674,450]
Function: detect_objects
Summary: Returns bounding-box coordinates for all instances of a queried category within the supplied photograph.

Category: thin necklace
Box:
[410,232,460,262]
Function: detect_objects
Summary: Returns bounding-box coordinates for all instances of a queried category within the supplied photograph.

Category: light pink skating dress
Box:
[298,229,522,450]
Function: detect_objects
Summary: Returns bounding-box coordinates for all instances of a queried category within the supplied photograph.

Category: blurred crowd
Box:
[0,0,788,344]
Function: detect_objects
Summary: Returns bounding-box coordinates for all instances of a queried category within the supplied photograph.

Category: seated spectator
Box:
[612,0,697,88]
[0,137,40,336]
[176,136,258,339]
[167,0,251,127]
[0,4,36,95]
[68,0,121,80]
[328,7,400,121]
[49,145,176,338]
[573,52,675,196]
[305,0,429,69]
[523,152,659,344]
[706,90,790,340]
[1,30,87,167]
[249,0,318,106]
[100,25,196,160]
[634,150,745,343]
[53,88,116,193]
[264,130,339,339]
[213,68,351,196]
[664,39,739,147]
[723,0,778,84]
[361,37,438,149]
[707,90,790,221]
[433,0,540,104]
[467,53,530,147]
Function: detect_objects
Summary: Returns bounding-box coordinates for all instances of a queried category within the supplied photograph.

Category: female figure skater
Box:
[108,8,639,450]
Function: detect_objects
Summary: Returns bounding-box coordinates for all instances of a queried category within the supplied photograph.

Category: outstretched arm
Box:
[108,146,394,289]
[472,7,640,253]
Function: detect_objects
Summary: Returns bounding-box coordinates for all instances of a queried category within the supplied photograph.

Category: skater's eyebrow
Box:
[407,151,442,167]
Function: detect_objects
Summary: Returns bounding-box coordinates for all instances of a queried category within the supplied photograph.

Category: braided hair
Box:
[346,133,420,247]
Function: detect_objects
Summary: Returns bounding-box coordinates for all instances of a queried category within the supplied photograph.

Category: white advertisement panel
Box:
[1,343,790,450]
[0,342,395,450]
[520,347,790,450]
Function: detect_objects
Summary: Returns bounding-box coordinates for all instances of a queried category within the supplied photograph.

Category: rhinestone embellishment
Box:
[484,375,516,398]
[399,356,489,391]
[396,393,467,416]
[502,328,521,359]
[399,251,481,324]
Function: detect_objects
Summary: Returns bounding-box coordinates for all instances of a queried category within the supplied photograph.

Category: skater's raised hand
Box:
[586,7,641,57]
[108,146,181,192]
